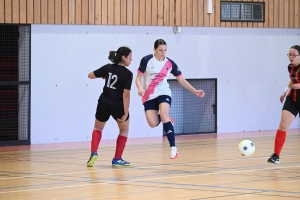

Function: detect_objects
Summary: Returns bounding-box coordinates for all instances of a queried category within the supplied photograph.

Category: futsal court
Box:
[0,129,299,200]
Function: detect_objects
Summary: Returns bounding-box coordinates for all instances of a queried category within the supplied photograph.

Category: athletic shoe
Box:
[112,157,130,166]
[170,146,178,159]
[267,153,280,164]
[170,117,175,125]
[86,152,98,167]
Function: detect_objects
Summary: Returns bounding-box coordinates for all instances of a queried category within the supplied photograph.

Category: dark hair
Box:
[154,39,167,49]
[108,46,132,64]
[290,45,300,54]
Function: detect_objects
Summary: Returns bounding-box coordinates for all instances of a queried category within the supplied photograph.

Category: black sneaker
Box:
[267,153,280,164]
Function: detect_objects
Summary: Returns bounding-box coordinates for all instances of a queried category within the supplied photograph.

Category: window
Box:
[221,1,265,22]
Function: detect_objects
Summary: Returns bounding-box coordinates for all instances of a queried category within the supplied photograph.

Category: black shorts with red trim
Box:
[283,95,300,117]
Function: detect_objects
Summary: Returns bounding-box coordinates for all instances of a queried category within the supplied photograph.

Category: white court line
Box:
[0,165,299,194]
[0,154,299,181]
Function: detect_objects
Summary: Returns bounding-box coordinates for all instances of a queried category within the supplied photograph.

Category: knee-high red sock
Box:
[91,130,102,153]
[114,135,128,160]
[274,130,286,156]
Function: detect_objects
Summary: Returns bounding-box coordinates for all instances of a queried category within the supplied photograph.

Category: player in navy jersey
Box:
[268,45,300,164]
[86,46,133,167]
[135,39,205,159]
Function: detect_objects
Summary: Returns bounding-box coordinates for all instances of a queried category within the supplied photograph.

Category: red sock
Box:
[91,130,102,153]
[274,130,286,156]
[114,135,128,160]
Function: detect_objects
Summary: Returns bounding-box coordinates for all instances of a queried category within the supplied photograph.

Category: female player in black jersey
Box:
[268,45,300,164]
[86,46,133,167]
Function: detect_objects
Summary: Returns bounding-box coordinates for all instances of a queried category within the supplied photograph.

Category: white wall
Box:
[31,25,300,144]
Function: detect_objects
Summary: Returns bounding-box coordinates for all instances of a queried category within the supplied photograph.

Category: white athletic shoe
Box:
[170,146,178,159]
[170,117,175,126]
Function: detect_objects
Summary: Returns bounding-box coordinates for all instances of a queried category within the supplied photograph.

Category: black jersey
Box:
[287,64,300,103]
[94,64,133,104]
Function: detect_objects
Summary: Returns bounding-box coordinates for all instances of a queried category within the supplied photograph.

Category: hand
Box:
[280,93,286,103]
[138,89,145,96]
[117,113,128,123]
[292,83,300,90]
[194,90,205,98]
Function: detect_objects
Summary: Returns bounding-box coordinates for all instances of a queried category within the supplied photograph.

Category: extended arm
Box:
[176,76,205,98]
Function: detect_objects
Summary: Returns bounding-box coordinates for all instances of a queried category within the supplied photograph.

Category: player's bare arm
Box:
[117,89,130,123]
[176,76,205,98]
[88,72,97,79]
[135,73,145,96]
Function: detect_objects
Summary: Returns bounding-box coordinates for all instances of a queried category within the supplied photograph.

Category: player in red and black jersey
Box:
[86,46,133,167]
[268,45,300,164]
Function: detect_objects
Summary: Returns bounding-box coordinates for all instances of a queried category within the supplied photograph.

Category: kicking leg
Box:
[268,110,294,164]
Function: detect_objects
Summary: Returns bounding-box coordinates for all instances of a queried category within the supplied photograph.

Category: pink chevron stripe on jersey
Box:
[142,60,172,103]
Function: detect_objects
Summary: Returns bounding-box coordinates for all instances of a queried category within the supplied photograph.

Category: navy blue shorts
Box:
[143,95,172,111]
[95,100,129,122]
[283,95,300,117]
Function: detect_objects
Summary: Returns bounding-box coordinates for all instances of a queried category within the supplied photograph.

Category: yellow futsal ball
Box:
[238,140,255,157]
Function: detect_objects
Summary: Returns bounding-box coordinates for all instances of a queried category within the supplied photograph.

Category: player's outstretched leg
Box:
[268,130,286,164]
[268,110,294,164]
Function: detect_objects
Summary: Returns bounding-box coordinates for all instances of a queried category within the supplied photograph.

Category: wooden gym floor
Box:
[0,129,299,200]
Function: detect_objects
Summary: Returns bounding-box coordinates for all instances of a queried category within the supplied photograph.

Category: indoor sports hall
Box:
[0,0,299,199]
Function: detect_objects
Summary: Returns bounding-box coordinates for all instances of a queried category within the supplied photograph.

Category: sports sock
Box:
[163,121,175,147]
[274,130,286,156]
[114,135,128,160]
[91,129,102,153]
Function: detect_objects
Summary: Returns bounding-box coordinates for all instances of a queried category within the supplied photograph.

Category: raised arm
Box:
[176,76,205,98]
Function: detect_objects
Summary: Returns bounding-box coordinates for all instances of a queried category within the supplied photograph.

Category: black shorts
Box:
[143,95,172,111]
[283,95,300,117]
[95,100,129,122]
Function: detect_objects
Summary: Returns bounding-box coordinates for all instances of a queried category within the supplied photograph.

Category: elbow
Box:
[88,72,94,79]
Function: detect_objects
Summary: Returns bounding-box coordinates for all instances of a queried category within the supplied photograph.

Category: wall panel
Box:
[1,0,299,28]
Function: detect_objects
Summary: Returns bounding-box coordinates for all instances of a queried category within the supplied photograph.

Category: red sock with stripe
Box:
[114,135,128,160]
[91,129,102,153]
[274,130,286,156]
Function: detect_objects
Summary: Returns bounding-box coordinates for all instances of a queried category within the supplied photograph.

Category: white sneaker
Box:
[170,117,175,126]
[170,146,178,159]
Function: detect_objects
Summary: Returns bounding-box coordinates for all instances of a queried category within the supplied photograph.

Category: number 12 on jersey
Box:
[107,72,118,89]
